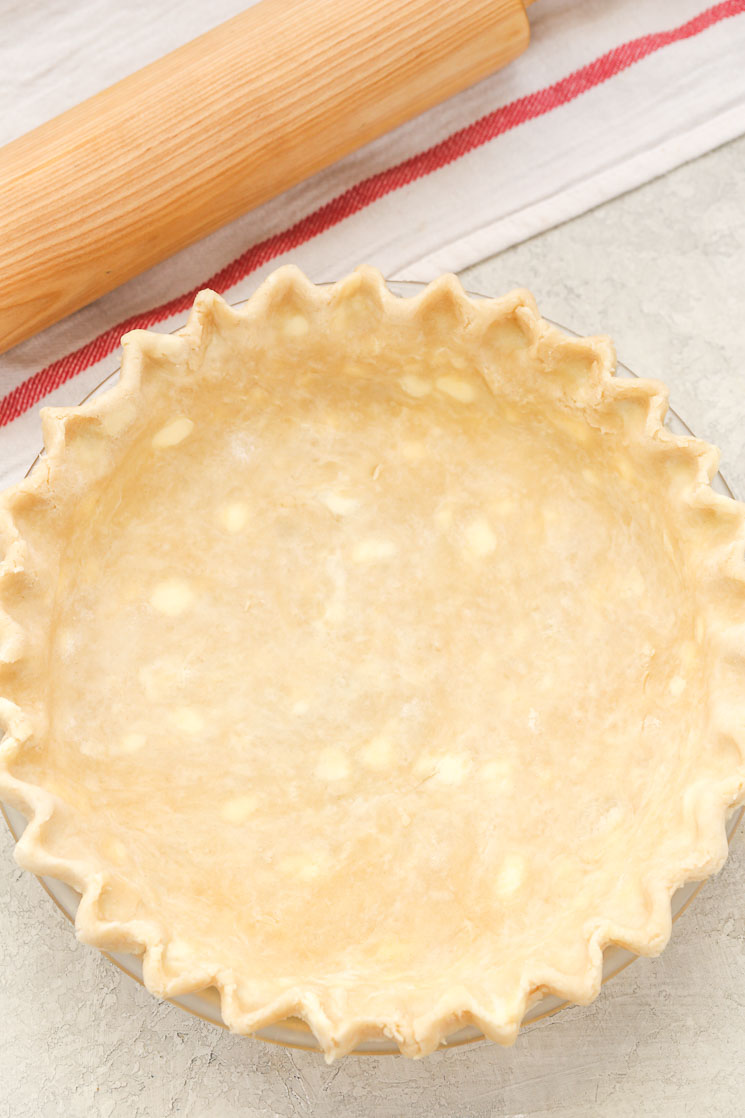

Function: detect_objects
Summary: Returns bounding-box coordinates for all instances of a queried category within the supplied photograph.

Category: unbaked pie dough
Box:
[1,268,744,1059]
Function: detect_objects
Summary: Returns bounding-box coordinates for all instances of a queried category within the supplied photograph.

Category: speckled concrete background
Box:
[2,135,744,1118]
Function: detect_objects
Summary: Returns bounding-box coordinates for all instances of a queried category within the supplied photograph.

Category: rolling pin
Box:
[0,0,535,354]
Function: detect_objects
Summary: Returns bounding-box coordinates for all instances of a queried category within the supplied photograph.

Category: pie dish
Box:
[1,268,744,1060]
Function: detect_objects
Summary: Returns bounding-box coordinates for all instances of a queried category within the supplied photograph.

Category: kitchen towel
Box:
[1,0,744,486]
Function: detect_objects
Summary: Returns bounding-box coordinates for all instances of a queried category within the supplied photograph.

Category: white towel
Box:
[1,0,744,487]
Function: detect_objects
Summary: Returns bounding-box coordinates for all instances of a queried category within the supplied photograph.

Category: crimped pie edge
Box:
[1,266,744,1060]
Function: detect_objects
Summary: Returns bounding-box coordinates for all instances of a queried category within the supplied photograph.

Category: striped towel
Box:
[1,0,744,486]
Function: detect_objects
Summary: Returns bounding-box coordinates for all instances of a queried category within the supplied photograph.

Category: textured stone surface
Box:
[2,134,744,1117]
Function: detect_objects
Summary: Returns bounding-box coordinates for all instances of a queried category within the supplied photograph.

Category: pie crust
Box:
[1,268,744,1060]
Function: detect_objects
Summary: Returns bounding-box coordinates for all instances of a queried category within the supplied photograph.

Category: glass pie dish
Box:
[1,279,742,1055]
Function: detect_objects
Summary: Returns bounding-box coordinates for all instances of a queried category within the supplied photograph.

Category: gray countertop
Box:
[2,135,744,1118]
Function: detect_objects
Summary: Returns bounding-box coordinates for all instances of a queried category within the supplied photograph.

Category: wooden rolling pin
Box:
[0,0,535,353]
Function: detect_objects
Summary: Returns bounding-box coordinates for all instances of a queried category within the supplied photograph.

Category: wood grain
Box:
[0,0,530,353]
